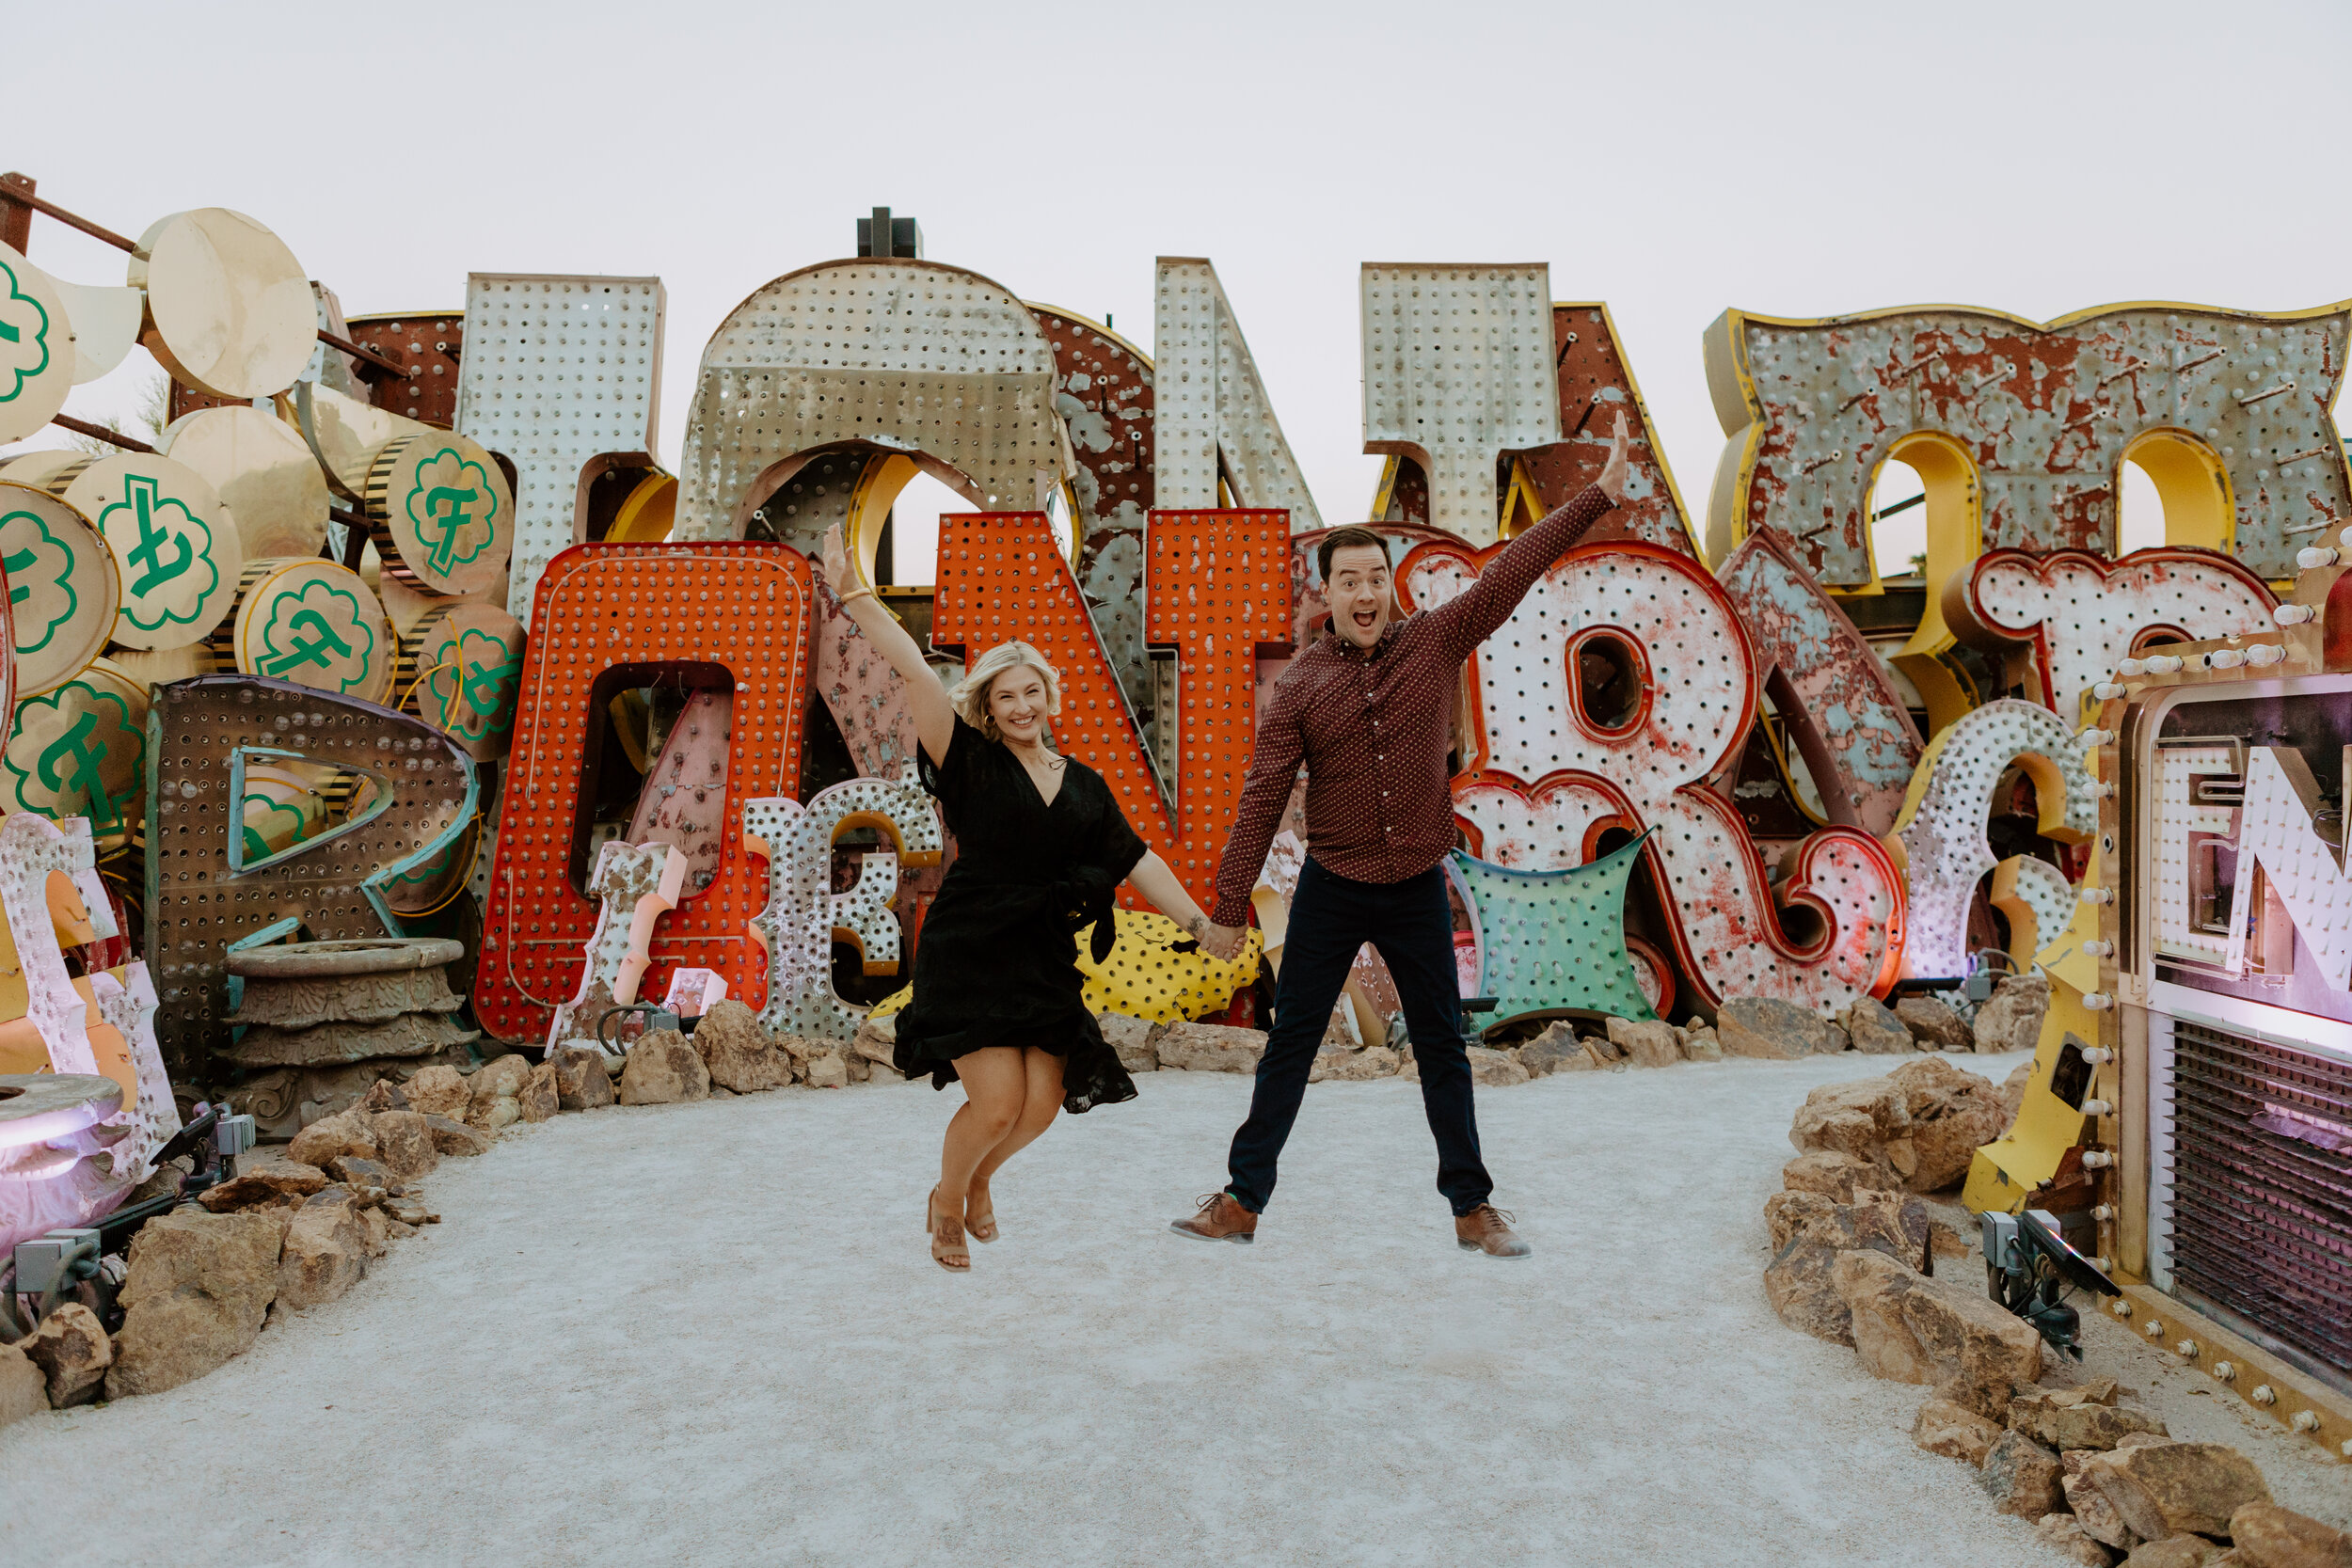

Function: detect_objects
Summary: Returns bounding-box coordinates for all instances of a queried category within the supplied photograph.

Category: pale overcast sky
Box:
[12,0,2350,565]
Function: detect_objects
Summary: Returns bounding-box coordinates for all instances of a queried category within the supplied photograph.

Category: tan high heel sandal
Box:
[966,1188,998,1243]
[927,1186,970,1272]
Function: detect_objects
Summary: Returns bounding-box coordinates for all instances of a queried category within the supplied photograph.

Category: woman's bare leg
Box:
[966,1048,1065,1233]
[935,1048,1025,1268]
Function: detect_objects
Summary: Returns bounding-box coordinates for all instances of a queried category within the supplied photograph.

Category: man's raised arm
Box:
[1429,412,1631,662]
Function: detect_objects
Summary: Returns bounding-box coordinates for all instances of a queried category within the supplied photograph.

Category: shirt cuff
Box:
[1211,895,1253,928]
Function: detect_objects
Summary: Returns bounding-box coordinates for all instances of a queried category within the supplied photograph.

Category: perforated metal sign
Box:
[143,675,478,1081]
[1717,527,1922,836]
[1360,264,1560,546]
[1705,301,2352,587]
[455,275,665,626]
[1153,259,1322,531]
[473,542,817,1042]
[1401,540,1905,1015]
[674,261,1071,549]
[1952,548,2278,714]
[930,509,1289,911]
[745,772,943,1041]
[1888,699,2097,979]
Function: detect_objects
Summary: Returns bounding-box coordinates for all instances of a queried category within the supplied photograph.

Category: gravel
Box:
[9,1045,2325,1566]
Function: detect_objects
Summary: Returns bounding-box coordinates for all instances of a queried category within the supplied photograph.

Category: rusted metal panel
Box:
[343,309,464,429]
[812,591,921,782]
[455,275,665,626]
[1951,547,2278,713]
[1360,264,1559,546]
[675,261,1072,549]
[1717,527,1922,836]
[1153,259,1323,531]
[625,688,733,898]
[1706,302,2352,583]
[145,675,478,1080]
[1402,539,1904,1015]
[1029,306,1157,726]
[1519,304,1700,555]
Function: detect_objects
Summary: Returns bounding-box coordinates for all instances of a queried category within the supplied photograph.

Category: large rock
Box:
[1833,1247,2043,1388]
[2009,1394,2169,1451]
[276,1189,371,1311]
[424,1114,492,1155]
[109,1209,287,1397]
[370,1109,437,1182]
[1605,1016,1681,1069]
[401,1064,472,1118]
[1781,1149,1894,1202]
[1895,994,1972,1051]
[1999,1062,2032,1133]
[693,1001,788,1092]
[2120,1542,2222,1568]
[2082,1444,2272,1544]
[1887,1055,2010,1191]
[1521,1022,1597,1075]
[1678,1025,1724,1062]
[199,1157,328,1212]
[2228,1504,2352,1568]
[1913,1397,2004,1465]
[2038,1514,2123,1567]
[1980,1429,2066,1519]
[552,1044,617,1110]
[1843,997,1914,1055]
[1936,1367,2021,1423]
[1788,1075,1917,1181]
[467,1053,532,1129]
[618,1030,710,1104]
[516,1060,561,1121]
[1098,1013,1158,1072]
[0,1342,44,1429]
[323,1156,396,1200]
[2068,1470,2145,1551]
[1974,973,2051,1053]
[18,1301,111,1407]
[850,1011,898,1069]
[1718,996,1836,1058]
[287,1106,377,1167]
[1465,1045,1530,1085]
[1761,1190,1917,1344]
[1312,1045,1403,1083]
[803,1050,850,1089]
[1152,1022,1267,1073]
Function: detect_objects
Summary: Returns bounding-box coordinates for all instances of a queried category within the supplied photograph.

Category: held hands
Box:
[1598,411,1631,503]
[1189,918,1248,962]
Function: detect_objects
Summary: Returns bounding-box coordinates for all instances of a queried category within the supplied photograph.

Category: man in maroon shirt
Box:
[1171,416,1630,1258]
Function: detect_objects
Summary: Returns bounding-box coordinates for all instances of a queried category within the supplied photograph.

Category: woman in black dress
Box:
[819,526,1227,1271]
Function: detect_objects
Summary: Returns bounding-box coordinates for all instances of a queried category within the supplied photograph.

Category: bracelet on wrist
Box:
[838,587,876,607]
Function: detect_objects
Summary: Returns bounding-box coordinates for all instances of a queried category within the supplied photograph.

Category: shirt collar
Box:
[1320,619,1399,659]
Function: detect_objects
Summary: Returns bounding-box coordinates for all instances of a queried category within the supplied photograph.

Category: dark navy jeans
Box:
[1226,857,1494,1216]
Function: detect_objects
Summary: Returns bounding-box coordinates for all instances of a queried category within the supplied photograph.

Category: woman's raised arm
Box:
[819,523,956,767]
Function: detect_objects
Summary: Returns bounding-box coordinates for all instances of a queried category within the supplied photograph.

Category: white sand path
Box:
[3,1046,2340,1565]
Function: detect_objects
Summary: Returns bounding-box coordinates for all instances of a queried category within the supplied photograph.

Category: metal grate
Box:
[2165,1021,2352,1383]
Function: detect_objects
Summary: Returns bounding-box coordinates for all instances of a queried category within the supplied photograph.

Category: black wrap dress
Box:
[891,719,1147,1113]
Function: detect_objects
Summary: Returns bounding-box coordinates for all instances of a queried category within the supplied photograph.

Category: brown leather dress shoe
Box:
[1455,1204,1531,1259]
[1170,1191,1258,1243]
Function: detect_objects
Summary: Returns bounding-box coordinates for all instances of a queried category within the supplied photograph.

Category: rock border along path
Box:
[8,1048,2333,1567]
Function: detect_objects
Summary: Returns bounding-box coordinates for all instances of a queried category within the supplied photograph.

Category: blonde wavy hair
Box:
[951,641,1063,741]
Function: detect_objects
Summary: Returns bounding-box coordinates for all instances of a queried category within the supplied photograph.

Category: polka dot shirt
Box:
[1211,485,1618,925]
